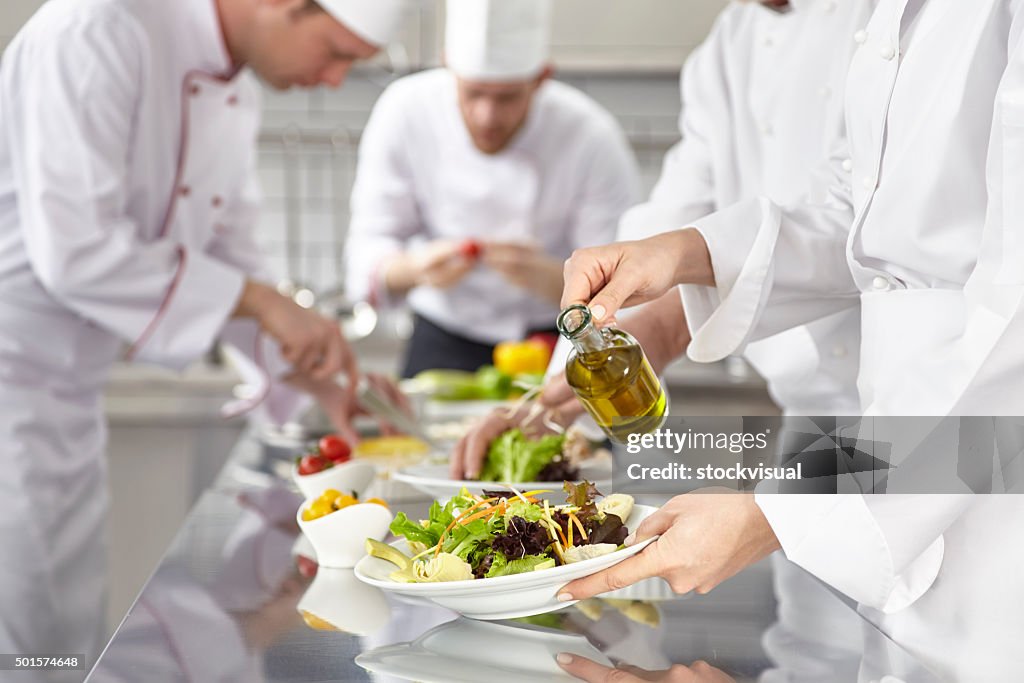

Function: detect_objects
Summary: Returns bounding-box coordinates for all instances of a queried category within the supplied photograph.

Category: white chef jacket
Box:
[616,0,871,415]
[672,0,1024,677]
[346,68,641,344]
[0,0,290,670]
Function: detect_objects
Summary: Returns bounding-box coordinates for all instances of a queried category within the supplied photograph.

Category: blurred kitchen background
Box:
[2,0,783,632]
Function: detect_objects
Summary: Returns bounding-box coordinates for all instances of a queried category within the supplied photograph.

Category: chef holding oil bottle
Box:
[450,0,870,478]
[548,1,1024,680]
[448,0,1024,680]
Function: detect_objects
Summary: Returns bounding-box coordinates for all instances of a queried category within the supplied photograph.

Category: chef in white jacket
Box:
[557,1,1024,679]
[450,0,869,469]
[345,0,640,377]
[450,1,871,674]
[0,0,410,679]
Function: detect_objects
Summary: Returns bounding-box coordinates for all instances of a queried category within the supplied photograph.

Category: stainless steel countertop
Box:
[87,433,939,683]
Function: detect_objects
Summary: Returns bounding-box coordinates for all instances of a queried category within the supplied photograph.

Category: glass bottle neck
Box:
[557,305,608,354]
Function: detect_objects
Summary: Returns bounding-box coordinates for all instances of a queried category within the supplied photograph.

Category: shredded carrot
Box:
[568,512,588,542]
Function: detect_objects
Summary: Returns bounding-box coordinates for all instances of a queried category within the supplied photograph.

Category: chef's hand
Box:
[384,240,477,294]
[286,372,411,445]
[561,229,713,324]
[449,374,583,480]
[557,654,736,683]
[482,241,564,305]
[235,281,356,383]
[556,490,780,601]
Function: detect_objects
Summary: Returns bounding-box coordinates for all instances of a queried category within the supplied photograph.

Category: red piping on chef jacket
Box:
[127,68,271,406]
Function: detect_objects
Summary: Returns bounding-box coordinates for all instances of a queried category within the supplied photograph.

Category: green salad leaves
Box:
[380,483,634,583]
[478,429,567,483]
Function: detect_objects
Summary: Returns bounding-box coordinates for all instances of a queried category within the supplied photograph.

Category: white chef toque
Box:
[445,0,553,82]
[317,0,411,47]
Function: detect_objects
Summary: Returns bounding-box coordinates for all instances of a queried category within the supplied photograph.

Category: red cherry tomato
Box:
[318,435,351,463]
[458,239,482,260]
[295,554,319,579]
[297,454,331,476]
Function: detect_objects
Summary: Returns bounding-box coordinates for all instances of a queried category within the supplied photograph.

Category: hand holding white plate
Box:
[354,504,657,620]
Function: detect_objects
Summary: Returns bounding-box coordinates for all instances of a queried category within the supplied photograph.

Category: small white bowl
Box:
[297,500,394,568]
[292,459,377,500]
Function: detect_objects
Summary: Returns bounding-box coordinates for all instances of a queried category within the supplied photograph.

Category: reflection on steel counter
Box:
[87,434,944,682]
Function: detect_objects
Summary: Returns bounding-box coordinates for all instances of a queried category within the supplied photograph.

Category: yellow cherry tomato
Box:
[332,494,358,511]
[309,498,333,520]
[365,497,389,508]
[301,508,317,522]
[319,488,343,503]
[493,340,551,376]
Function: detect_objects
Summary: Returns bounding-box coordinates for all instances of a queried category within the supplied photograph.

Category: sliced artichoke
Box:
[596,493,634,523]
[391,552,473,583]
[563,543,618,564]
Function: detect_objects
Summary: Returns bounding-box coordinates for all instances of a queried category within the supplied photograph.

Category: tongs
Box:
[356,377,441,451]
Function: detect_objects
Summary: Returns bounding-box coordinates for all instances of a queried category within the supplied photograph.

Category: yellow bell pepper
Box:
[493,340,551,376]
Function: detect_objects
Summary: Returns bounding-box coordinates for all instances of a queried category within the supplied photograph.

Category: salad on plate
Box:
[367,482,636,583]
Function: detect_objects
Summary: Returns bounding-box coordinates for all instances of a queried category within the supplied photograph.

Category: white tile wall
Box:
[255,70,687,294]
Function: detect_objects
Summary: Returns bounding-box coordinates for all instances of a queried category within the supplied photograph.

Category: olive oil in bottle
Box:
[556,304,667,442]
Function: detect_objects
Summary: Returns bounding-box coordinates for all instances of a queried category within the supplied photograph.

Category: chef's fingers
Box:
[294,343,322,377]
[371,373,413,417]
[561,247,643,323]
[337,329,360,390]
[626,508,674,546]
[461,413,506,480]
[311,326,344,381]
[450,409,512,480]
[450,434,470,479]
[322,400,362,446]
[556,653,644,683]
[557,544,663,602]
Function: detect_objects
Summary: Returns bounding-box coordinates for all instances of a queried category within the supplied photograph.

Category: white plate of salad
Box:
[392,427,612,500]
[354,483,656,620]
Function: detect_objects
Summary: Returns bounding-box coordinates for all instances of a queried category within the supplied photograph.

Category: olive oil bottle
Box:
[556,304,667,442]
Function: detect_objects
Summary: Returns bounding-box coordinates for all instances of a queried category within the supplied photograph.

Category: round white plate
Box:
[353,504,657,620]
[392,461,613,501]
[356,617,612,683]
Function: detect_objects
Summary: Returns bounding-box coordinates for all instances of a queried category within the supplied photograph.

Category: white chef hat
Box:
[317,0,411,47]
[445,0,552,82]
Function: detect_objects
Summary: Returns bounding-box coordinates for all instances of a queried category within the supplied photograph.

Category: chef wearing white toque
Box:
[345,0,641,377]
[316,0,409,47]
[0,0,409,678]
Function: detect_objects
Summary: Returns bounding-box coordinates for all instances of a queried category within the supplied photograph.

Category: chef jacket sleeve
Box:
[679,138,861,364]
[946,20,1024,414]
[345,84,423,308]
[755,493,971,613]
[3,14,245,371]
